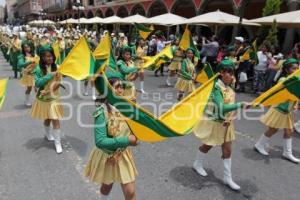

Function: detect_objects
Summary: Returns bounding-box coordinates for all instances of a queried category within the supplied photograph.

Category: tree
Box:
[263,19,279,52]
[257,0,282,46]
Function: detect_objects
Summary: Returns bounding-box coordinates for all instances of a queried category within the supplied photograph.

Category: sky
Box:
[0,0,4,6]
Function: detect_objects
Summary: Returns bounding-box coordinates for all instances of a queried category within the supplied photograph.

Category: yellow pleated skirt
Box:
[168,61,181,71]
[30,99,64,120]
[123,83,136,100]
[261,108,294,129]
[20,74,34,87]
[84,147,138,185]
[194,119,235,146]
[134,59,144,73]
[175,78,195,93]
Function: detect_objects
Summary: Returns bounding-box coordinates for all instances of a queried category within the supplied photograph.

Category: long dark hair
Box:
[117,47,132,61]
[276,64,291,83]
[184,49,195,64]
[39,49,57,76]
[95,77,122,113]
[21,43,34,57]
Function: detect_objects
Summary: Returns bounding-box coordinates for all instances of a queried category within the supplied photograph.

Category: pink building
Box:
[15,0,43,21]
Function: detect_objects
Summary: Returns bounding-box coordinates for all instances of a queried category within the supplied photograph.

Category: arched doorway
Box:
[117,6,128,17]
[80,12,86,18]
[171,0,197,35]
[148,0,168,17]
[131,4,146,16]
[87,10,94,19]
[105,8,114,17]
[117,6,129,34]
[148,0,168,35]
[95,9,103,17]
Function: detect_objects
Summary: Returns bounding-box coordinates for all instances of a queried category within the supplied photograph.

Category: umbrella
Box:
[86,17,104,24]
[59,18,77,24]
[248,10,300,28]
[77,18,89,24]
[145,13,187,26]
[118,14,149,24]
[177,10,260,26]
[29,20,55,26]
[102,15,123,24]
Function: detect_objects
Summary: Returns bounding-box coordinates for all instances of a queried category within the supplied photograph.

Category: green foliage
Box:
[264,20,279,52]
[257,0,282,49]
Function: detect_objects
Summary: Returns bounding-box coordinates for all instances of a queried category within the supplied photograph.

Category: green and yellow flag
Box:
[142,45,173,70]
[134,23,154,40]
[58,36,95,80]
[95,72,218,142]
[52,42,61,64]
[196,63,214,84]
[252,69,300,107]
[93,33,117,73]
[179,26,200,60]
[0,78,8,109]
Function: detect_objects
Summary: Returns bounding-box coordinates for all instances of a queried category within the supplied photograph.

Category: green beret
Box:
[218,58,235,70]
[38,45,54,56]
[121,45,133,54]
[283,58,299,68]
[186,47,195,54]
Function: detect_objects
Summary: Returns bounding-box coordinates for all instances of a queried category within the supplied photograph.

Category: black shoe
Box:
[161,73,164,77]
[155,74,159,77]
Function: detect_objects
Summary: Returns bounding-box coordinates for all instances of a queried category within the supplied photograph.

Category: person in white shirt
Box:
[253,44,272,94]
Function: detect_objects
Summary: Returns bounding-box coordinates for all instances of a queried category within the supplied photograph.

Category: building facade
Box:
[6,0,18,24]
[13,0,43,23]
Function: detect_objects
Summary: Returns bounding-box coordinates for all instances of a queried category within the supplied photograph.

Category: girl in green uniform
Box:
[175,48,196,101]
[85,72,138,200]
[116,46,139,101]
[30,45,64,154]
[193,58,251,191]
[17,42,39,106]
[254,58,299,163]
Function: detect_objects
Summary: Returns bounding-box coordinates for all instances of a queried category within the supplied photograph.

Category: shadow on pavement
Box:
[169,166,258,200]
[14,104,30,110]
[24,137,54,152]
[64,135,88,157]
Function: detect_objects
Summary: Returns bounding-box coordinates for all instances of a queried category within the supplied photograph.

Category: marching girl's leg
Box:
[222,142,240,191]
[282,128,300,163]
[52,119,62,154]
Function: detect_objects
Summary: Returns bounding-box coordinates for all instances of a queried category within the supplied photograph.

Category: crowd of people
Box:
[0,24,299,200]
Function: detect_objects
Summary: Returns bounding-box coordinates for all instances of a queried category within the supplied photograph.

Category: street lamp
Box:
[72,0,85,24]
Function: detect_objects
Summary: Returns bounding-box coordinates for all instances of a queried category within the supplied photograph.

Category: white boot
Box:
[25,94,31,106]
[92,87,97,100]
[223,158,241,191]
[53,129,63,154]
[44,125,54,141]
[140,81,146,94]
[282,138,300,163]
[99,193,109,200]
[294,120,300,133]
[193,151,208,177]
[83,84,88,96]
[254,134,270,156]
[166,76,171,86]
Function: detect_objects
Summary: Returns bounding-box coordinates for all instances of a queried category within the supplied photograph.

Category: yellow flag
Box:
[52,42,60,63]
[0,78,8,109]
[142,45,173,69]
[93,33,111,60]
[58,37,95,80]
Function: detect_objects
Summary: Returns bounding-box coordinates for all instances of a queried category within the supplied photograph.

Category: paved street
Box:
[1,53,300,200]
